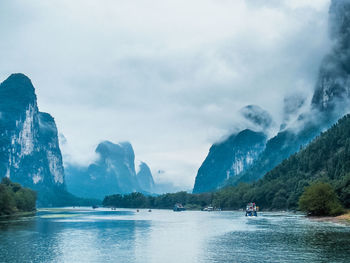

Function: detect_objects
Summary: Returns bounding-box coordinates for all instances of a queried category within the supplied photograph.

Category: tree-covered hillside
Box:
[214,114,350,210]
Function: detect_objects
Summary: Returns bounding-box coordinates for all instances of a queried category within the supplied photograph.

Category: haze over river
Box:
[1,208,350,263]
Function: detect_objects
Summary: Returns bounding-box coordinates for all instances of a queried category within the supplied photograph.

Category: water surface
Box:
[1,208,350,263]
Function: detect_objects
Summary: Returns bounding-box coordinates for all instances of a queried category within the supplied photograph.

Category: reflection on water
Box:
[0,208,350,263]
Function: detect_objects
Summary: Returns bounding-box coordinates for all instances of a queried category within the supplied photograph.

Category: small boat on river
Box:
[173,203,186,212]
[245,202,258,216]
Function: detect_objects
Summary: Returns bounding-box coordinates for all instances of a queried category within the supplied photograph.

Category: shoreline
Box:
[308,211,350,226]
[0,210,36,220]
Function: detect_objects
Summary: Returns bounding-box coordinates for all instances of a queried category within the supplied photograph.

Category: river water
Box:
[0,208,350,263]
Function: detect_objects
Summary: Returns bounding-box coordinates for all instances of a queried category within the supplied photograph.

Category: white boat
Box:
[203,206,214,211]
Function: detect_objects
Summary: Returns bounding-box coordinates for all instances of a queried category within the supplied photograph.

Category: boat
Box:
[245,202,258,216]
[173,203,186,212]
[92,205,99,209]
[203,206,214,211]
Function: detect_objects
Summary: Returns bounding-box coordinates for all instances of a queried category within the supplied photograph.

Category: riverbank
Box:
[309,211,350,226]
[0,210,36,220]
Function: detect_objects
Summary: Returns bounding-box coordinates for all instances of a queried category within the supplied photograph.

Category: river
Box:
[0,208,350,262]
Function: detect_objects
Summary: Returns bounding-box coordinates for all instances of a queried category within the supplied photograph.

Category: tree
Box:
[299,182,344,216]
[0,178,36,215]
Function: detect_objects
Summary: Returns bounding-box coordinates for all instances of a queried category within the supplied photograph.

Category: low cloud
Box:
[0,0,331,189]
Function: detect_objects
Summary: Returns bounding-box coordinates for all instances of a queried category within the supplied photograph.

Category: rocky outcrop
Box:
[193,129,266,193]
[0,74,67,206]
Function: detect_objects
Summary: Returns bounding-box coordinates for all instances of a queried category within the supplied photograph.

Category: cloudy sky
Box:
[0,0,331,189]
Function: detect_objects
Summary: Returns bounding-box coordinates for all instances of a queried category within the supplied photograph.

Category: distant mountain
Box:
[193,129,266,193]
[136,161,155,193]
[0,74,71,206]
[66,141,155,199]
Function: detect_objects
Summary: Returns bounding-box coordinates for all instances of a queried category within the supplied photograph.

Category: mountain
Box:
[193,0,350,193]
[214,114,350,210]
[66,140,155,199]
[0,73,70,206]
[228,121,322,185]
[192,129,266,193]
[136,161,155,193]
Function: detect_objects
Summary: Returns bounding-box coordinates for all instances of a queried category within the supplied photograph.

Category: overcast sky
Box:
[0,0,331,189]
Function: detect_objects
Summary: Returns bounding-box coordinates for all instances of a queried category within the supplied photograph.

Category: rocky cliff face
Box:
[193,129,266,193]
[228,122,322,185]
[0,74,66,205]
[66,141,155,199]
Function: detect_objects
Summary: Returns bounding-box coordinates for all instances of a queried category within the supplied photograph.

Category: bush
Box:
[299,182,344,216]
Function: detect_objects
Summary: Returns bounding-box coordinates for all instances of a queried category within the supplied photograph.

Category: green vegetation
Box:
[104,115,350,214]
[103,191,213,210]
[36,187,101,208]
[0,177,36,216]
[299,182,344,216]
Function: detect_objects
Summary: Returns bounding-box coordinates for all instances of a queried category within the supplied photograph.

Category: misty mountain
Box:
[0,74,70,206]
[193,0,350,193]
[230,0,350,186]
[193,129,266,193]
[66,140,155,199]
[136,161,155,193]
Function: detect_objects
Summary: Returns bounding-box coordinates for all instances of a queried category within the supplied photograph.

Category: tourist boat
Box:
[203,206,214,211]
[245,202,258,216]
[173,203,186,212]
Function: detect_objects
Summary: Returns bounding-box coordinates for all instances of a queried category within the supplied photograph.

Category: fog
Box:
[0,0,331,189]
